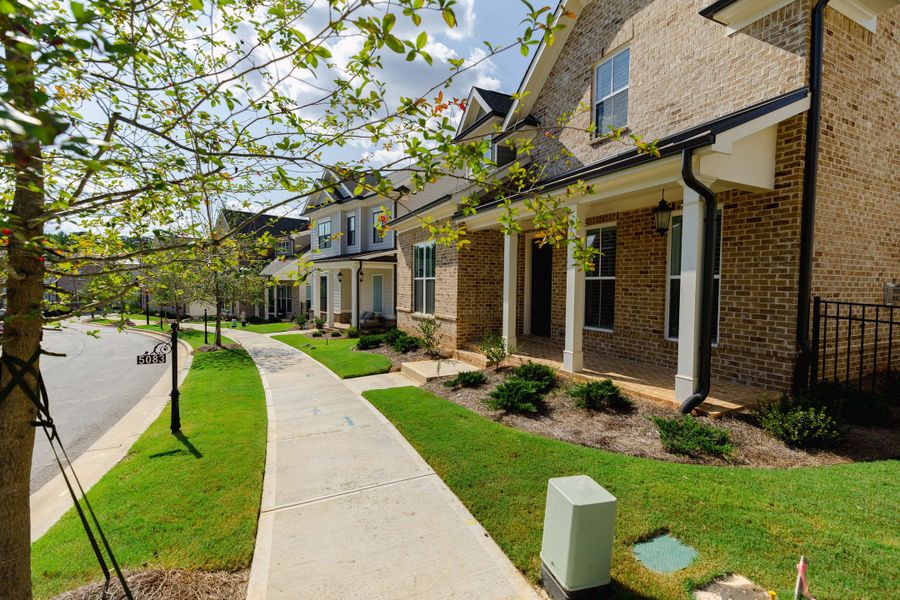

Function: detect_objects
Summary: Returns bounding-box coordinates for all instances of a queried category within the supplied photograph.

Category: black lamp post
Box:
[145,291,150,325]
[652,193,674,236]
[204,308,208,345]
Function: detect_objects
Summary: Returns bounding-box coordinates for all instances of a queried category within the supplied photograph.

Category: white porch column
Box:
[311,271,320,316]
[674,184,706,402]
[502,233,518,349]
[350,265,359,328]
[563,205,586,373]
[326,269,336,327]
[264,284,269,318]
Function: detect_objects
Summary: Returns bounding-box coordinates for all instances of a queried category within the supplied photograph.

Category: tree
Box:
[0,1,652,594]
[145,259,194,321]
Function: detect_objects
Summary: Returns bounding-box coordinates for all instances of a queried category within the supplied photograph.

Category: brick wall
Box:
[529,0,807,178]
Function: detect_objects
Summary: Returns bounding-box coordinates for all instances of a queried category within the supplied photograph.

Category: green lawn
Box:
[364,387,900,599]
[31,347,266,598]
[132,325,235,348]
[273,334,391,378]
[224,321,298,334]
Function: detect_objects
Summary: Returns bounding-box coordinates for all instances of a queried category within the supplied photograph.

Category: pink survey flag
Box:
[793,555,816,600]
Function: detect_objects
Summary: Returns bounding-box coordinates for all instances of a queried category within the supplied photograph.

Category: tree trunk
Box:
[215,298,223,347]
[1,23,45,599]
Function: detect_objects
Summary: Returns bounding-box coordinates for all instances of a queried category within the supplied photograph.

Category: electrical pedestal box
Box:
[540,475,616,599]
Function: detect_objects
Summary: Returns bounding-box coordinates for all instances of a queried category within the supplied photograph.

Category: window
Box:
[413,242,435,314]
[275,238,291,255]
[276,285,292,315]
[346,215,356,246]
[318,220,332,249]
[319,275,328,311]
[584,225,617,330]
[667,209,723,343]
[372,209,384,243]
[593,47,629,134]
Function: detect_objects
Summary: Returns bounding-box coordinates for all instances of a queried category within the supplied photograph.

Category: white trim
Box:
[523,232,539,336]
[502,233,518,348]
[413,241,436,315]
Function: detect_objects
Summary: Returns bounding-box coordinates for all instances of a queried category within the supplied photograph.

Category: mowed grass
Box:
[273,333,391,378]
[132,325,235,348]
[225,321,298,334]
[364,387,900,599]
[31,347,266,598]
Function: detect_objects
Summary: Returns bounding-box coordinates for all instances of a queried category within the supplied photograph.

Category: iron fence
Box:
[810,297,898,393]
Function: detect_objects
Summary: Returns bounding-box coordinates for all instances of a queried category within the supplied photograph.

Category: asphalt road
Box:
[30,322,168,492]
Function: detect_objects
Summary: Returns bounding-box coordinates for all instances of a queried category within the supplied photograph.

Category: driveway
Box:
[31,322,167,491]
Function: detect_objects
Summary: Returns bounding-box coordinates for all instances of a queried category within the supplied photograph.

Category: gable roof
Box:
[220,209,309,238]
[454,86,516,141]
[472,87,514,114]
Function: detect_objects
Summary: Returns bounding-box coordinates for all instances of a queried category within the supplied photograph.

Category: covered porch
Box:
[310,250,397,328]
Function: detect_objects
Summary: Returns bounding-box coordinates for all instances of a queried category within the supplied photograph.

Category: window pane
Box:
[585,230,601,277]
[599,280,615,330]
[668,279,680,339]
[595,102,608,134]
[595,59,612,98]
[584,279,601,328]
[427,244,435,277]
[414,246,422,278]
[414,280,423,313]
[612,49,630,92]
[425,280,435,314]
[669,215,682,276]
[610,89,628,129]
[600,227,616,277]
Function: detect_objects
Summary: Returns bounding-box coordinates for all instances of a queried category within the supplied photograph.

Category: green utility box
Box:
[540,475,616,599]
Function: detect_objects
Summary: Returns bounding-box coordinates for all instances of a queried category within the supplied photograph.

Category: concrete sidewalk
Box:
[226,329,539,599]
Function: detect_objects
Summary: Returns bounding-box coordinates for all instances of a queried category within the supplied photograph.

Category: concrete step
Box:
[400,359,480,384]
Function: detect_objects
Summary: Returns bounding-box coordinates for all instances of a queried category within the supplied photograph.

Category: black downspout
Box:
[793,0,829,397]
[679,149,717,414]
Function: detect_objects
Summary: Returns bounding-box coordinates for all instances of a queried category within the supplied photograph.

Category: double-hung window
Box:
[584,225,617,330]
[346,215,356,246]
[667,209,723,343]
[594,47,630,135]
[372,209,384,243]
[275,238,291,255]
[413,242,436,315]
[318,220,332,249]
[276,285,292,314]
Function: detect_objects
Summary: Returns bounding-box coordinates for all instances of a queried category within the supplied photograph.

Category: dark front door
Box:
[530,240,552,337]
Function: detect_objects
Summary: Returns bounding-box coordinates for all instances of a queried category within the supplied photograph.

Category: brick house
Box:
[392,0,899,411]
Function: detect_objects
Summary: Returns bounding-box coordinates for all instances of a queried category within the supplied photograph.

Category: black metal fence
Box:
[810,297,898,392]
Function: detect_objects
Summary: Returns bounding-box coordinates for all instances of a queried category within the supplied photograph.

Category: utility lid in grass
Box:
[632,533,698,574]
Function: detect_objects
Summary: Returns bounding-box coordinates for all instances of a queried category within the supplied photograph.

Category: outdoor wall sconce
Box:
[337,272,343,283]
[359,270,364,283]
[652,192,673,236]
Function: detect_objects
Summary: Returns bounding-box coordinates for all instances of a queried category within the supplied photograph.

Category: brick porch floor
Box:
[512,337,769,418]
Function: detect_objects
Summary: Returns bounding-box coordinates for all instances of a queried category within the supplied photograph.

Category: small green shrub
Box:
[357,334,383,350]
[313,317,326,329]
[311,330,324,338]
[569,379,634,411]
[417,316,443,357]
[444,370,488,389]
[485,378,544,414]
[393,334,421,353]
[757,395,843,448]
[650,415,733,457]
[382,328,403,345]
[511,361,557,394]
[330,330,342,337]
[478,334,514,368]
[295,313,309,327]
[346,326,359,338]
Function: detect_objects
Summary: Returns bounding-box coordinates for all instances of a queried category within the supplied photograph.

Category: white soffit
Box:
[831,0,898,32]
[712,0,898,34]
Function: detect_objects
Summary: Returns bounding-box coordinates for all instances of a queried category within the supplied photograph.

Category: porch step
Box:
[400,359,480,385]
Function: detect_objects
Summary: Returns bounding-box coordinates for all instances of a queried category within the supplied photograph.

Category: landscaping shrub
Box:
[392,334,421,353]
[330,330,342,337]
[757,395,843,448]
[382,328,403,345]
[650,415,733,457]
[311,330,324,338]
[485,378,544,414]
[314,316,326,329]
[346,326,359,338]
[569,379,634,411]
[417,316,443,357]
[357,334,384,350]
[295,313,308,328]
[478,334,514,368]
[809,380,891,427]
[247,315,265,324]
[444,370,488,389]
[511,361,556,394]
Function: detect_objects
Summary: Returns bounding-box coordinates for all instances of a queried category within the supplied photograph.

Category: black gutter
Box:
[793,0,830,396]
[389,194,452,227]
[679,149,717,414]
[453,110,504,142]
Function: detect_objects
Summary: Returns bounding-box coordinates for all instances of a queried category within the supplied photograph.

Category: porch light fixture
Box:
[652,192,673,236]
[337,272,343,284]
[358,270,364,283]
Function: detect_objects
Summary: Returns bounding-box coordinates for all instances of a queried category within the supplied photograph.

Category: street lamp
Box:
[652,192,674,236]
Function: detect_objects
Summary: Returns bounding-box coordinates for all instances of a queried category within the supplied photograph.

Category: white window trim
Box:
[584,221,617,333]
[318,219,332,249]
[665,207,723,346]
[413,241,436,316]
[592,46,630,136]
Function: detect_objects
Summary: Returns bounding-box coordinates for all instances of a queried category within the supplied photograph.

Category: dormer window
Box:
[594,47,630,135]
[276,238,291,255]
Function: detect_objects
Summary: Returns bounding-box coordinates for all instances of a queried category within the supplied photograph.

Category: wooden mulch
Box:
[52,569,249,600]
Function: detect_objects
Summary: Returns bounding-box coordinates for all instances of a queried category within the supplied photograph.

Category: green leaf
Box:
[384,35,404,54]
[0,0,14,15]
[416,31,427,50]
[442,8,456,28]
[383,13,396,33]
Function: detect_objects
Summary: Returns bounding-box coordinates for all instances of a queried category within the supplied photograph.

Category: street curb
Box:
[29,328,193,542]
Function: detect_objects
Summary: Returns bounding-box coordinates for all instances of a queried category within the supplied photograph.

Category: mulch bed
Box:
[195,343,243,353]
[364,344,433,371]
[422,368,900,468]
[53,569,249,600]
